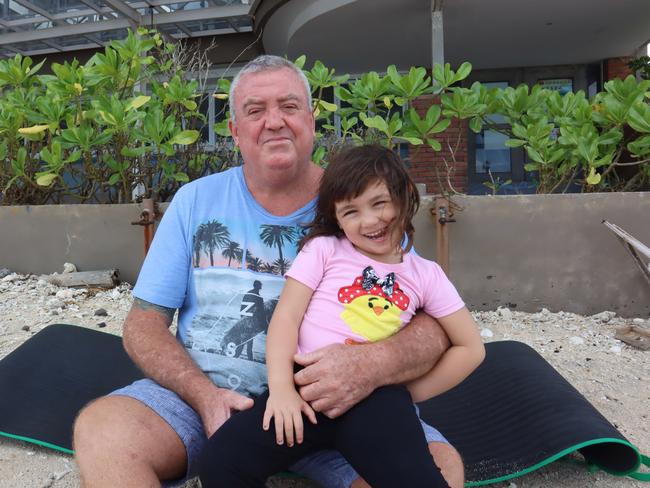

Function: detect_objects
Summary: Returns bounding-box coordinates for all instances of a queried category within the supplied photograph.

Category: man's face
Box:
[229,67,315,180]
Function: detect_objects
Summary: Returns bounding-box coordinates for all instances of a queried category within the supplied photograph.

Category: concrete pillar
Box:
[431,0,444,67]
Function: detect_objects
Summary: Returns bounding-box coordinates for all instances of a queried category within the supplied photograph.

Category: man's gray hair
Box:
[229,55,312,122]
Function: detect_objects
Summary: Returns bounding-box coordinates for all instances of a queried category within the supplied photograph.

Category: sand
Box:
[0,272,648,487]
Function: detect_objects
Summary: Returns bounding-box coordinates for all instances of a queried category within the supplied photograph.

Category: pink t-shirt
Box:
[285,235,465,354]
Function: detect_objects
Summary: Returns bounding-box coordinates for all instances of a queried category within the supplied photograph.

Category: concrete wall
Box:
[0,203,163,285]
[413,192,650,317]
[1,192,649,316]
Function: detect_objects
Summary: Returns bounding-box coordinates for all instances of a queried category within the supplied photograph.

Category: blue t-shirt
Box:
[133,166,316,396]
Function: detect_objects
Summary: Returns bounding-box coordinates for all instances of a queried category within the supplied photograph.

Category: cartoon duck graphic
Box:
[338,266,410,343]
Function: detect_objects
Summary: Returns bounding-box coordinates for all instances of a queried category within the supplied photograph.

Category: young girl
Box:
[199,145,485,488]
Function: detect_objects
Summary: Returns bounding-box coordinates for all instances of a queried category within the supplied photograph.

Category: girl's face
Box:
[334,180,402,264]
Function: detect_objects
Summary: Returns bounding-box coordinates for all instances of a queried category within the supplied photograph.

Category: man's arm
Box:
[123,298,253,437]
[293,311,450,418]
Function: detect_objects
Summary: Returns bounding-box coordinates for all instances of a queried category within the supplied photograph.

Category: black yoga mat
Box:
[0,324,647,485]
[417,340,648,485]
[0,324,143,454]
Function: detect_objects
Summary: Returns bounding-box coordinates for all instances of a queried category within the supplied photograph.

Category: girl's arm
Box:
[266,277,313,390]
[406,307,485,403]
[263,277,317,446]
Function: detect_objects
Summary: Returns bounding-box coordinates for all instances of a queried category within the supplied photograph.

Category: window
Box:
[538,78,573,95]
[475,81,511,175]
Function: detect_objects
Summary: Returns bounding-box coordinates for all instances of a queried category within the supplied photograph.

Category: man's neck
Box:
[244,163,323,216]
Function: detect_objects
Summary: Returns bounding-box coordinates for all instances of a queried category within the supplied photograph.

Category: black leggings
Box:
[198,385,448,488]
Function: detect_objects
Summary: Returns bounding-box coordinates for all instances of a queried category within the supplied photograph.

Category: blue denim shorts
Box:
[110,378,449,488]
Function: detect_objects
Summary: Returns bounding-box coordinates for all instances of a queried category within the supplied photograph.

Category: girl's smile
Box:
[334,180,403,264]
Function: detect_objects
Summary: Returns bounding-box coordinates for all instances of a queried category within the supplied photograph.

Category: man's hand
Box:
[197,386,254,438]
[293,343,377,419]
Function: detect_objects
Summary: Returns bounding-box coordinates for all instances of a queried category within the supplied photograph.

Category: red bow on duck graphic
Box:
[338,266,410,343]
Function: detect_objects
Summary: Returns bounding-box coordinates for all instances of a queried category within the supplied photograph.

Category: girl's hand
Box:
[263,388,317,447]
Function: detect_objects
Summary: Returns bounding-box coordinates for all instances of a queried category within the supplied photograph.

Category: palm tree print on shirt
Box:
[222,241,243,267]
[259,225,299,275]
[246,254,263,272]
[193,225,206,267]
[193,220,231,267]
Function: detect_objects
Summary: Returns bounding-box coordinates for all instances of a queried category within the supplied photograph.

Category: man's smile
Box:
[263,136,292,145]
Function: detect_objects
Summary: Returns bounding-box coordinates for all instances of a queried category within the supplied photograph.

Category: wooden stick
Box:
[41,269,120,288]
[614,325,650,351]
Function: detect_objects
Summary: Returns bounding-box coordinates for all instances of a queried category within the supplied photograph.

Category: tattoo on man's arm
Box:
[133,297,176,320]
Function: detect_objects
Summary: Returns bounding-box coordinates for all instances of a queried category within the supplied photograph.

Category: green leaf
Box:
[294,55,306,70]
[318,100,337,112]
[426,138,442,151]
[454,62,472,83]
[505,139,526,148]
[18,124,49,135]
[396,136,423,145]
[524,163,539,172]
[181,99,198,111]
[120,146,146,157]
[312,145,326,165]
[127,95,150,111]
[526,147,544,164]
[169,130,199,145]
[36,173,57,186]
[98,110,118,126]
[174,172,190,183]
[361,115,389,133]
[430,118,451,134]
[598,129,623,146]
[469,117,482,133]
[107,173,121,186]
[585,166,601,185]
[64,150,82,163]
[628,104,650,133]
[214,119,230,137]
[628,134,650,156]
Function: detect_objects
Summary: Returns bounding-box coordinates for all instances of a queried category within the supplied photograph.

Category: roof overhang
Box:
[262,0,650,73]
[0,0,254,58]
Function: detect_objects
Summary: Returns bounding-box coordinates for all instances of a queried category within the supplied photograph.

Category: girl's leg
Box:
[198,391,335,488]
[334,385,449,488]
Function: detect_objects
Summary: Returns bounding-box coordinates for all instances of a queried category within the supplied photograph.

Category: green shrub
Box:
[1,29,649,205]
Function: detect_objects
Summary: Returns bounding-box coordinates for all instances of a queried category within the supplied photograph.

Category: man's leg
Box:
[350,442,464,488]
[73,395,187,487]
[428,442,464,488]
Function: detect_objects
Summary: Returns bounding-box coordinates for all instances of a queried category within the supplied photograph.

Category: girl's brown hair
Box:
[302,144,420,252]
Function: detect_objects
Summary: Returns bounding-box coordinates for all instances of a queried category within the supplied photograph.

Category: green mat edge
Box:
[466,437,647,486]
[2,430,647,484]
[0,430,74,455]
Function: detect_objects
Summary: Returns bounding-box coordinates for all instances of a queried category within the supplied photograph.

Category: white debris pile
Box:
[0,272,133,357]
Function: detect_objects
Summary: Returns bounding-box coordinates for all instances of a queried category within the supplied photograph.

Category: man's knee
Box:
[429,442,464,488]
[73,397,110,452]
[74,396,143,460]
[74,395,188,484]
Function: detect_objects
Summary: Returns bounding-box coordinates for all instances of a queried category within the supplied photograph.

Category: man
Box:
[73,55,463,488]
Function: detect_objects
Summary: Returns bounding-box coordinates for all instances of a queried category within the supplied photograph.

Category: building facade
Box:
[1,0,648,194]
